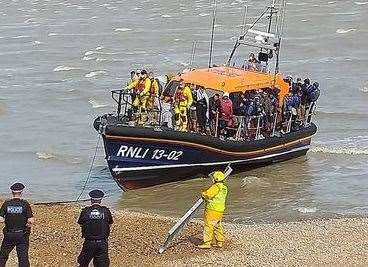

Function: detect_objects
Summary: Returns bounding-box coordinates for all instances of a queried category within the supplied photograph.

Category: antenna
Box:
[190,40,197,68]
[208,0,217,68]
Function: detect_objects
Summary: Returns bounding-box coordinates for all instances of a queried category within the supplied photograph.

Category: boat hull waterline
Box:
[98,121,317,190]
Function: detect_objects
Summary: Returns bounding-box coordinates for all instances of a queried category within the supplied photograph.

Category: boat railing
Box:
[111,89,163,127]
[231,113,279,141]
[304,101,316,126]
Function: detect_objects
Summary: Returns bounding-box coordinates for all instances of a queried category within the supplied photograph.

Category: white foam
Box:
[32,40,42,45]
[114,28,133,32]
[53,66,77,72]
[88,99,108,108]
[311,146,368,155]
[48,32,57,36]
[82,56,95,61]
[161,14,172,18]
[96,58,108,62]
[241,176,261,187]
[198,13,210,17]
[95,46,104,51]
[12,35,31,39]
[355,1,368,5]
[359,86,368,93]
[85,70,107,78]
[24,18,36,24]
[297,207,317,214]
[84,51,95,56]
[36,152,56,160]
[336,28,356,34]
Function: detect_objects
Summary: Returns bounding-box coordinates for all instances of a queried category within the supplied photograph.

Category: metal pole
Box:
[117,90,122,118]
[208,0,217,68]
[190,40,197,68]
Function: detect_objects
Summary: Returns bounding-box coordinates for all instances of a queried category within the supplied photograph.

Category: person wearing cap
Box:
[198,171,228,249]
[0,183,34,267]
[77,190,113,267]
[218,92,234,138]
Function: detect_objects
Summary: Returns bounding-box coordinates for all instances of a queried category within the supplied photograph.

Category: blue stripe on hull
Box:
[102,135,312,190]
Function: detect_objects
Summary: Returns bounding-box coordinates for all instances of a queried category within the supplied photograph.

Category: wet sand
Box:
[1,201,368,266]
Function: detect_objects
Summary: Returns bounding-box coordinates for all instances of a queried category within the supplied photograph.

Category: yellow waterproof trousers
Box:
[203,209,224,244]
[174,105,188,132]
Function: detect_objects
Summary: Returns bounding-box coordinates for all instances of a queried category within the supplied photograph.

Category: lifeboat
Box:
[93,0,319,190]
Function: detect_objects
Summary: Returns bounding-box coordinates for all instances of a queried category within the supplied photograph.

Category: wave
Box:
[48,32,57,36]
[114,28,133,32]
[85,70,107,78]
[359,86,368,93]
[336,28,356,34]
[296,207,317,214]
[95,46,104,51]
[88,99,108,108]
[32,40,42,46]
[36,152,56,160]
[355,1,368,5]
[84,51,95,56]
[82,56,95,61]
[198,13,210,17]
[161,14,172,18]
[53,66,77,72]
[311,146,368,155]
[96,58,108,62]
[12,35,31,39]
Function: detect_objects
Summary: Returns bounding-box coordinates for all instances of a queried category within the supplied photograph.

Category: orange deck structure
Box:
[178,66,289,105]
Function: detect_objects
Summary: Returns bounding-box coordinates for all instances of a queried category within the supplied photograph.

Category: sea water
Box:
[0,0,367,223]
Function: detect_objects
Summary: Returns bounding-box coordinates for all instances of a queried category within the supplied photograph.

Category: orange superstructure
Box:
[179,66,289,105]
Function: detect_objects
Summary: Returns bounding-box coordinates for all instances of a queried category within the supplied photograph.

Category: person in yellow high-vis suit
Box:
[127,70,151,125]
[198,171,228,249]
[174,84,193,131]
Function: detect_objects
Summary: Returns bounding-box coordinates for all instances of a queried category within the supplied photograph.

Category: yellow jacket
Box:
[140,78,152,97]
[127,79,139,90]
[183,86,193,108]
[202,182,228,213]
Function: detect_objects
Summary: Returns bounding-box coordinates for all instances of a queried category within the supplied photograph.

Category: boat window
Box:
[162,80,179,96]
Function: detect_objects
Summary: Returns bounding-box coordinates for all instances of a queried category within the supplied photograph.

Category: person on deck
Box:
[198,171,228,249]
[0,183,34,267]
[209,93,220,135]
[174,84,192,132]
[218,92,233,138]
[126,70,151,125]
[195,86,209,134]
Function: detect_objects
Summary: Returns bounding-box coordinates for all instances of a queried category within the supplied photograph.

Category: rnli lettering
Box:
[116,145,183,161]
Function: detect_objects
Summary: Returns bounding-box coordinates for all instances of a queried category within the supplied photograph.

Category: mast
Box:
[208,0,217,68]
[225,0,286,74]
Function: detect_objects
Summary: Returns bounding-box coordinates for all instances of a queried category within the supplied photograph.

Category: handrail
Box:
[108,88,314,140]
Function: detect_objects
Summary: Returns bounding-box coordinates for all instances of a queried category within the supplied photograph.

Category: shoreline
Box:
[1,200,368,266]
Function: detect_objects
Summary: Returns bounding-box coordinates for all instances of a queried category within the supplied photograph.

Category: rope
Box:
[33,134,102,206]
[76,133,101,201]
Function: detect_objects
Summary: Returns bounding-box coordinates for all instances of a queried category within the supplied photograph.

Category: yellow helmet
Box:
[212,171,225,182]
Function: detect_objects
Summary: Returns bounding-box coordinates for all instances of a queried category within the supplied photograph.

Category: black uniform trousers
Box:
[78,239,109,267]
[0,232,30,267]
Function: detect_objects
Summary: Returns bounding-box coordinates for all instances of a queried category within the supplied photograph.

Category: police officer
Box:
[77,190,113,267]
[0,183,34,267]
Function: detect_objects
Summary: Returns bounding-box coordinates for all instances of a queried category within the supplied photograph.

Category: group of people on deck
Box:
[123,69,320,140]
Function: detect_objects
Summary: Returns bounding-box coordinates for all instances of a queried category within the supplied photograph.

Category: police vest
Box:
[206,183,228,213]
[82,207,110,240]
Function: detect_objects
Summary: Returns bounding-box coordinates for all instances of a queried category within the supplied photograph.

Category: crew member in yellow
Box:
[198,171,228,249]
[146,72,159,110]
[174,84,192,132]
[127,70,151,125]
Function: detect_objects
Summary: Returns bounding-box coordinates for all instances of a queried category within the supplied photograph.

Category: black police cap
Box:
[10,182,25,192]
[89,189,104,200]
